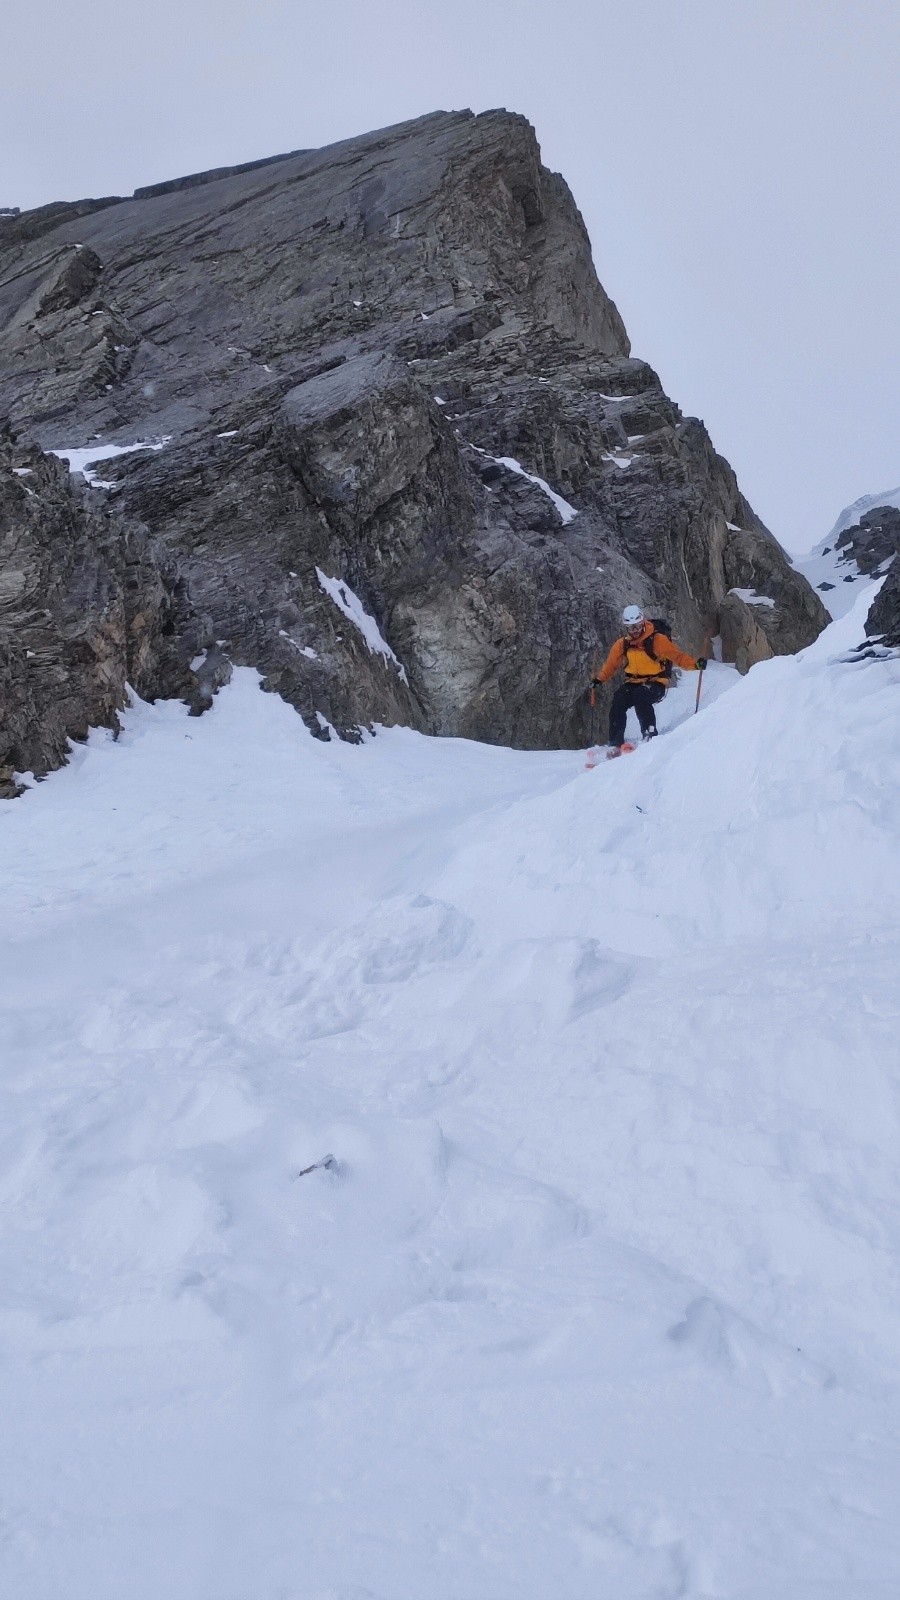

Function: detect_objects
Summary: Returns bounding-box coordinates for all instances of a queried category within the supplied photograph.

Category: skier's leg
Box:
[635,683,665,738]
[608,685,631,746]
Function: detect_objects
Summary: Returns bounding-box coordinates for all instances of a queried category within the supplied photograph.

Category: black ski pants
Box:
[608,679,667,745]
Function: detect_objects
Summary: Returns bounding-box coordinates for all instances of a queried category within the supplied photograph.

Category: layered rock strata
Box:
[0,109,829,772]
[0,431,220,792]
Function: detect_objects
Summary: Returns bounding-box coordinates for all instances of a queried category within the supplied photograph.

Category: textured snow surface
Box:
[1,591,900,1598]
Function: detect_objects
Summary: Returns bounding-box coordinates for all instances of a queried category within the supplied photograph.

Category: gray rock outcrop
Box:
[856,506,900,648]
[721,524,831,660]
[866,560,900,649]
[0,430,219,793]
[0,108,829,777]
[840,504,900,577]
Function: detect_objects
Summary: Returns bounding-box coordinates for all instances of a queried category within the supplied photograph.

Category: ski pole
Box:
[589,649,599,744]
[694,631,712,715]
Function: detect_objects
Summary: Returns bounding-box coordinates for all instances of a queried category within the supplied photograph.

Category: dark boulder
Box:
[840,505,900,576]
[866,563,900,649]
[722,525,829,664]
[862,509,900,648]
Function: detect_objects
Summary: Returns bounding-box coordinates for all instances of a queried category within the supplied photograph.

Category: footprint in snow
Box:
[668,1294,836,1394]
[359,894,473,985]
[570,939,632,1020]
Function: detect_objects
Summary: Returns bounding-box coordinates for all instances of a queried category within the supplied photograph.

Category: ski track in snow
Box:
[1,591,900,1597]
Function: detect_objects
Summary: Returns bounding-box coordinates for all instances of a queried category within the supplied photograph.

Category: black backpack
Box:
[639,617,672,664]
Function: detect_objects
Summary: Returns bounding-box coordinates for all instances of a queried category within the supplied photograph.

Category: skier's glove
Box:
[695,657,707,671]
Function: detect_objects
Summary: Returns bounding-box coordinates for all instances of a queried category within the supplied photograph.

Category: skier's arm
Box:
[595,639,624,683]
[656,636,702,671]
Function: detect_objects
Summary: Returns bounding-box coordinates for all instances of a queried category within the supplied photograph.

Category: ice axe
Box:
[293,1154,337,1180]
[694,631,713,715]
[589,648,599,746]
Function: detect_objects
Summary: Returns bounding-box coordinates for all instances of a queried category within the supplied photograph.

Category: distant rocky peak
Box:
[794,486,900,624]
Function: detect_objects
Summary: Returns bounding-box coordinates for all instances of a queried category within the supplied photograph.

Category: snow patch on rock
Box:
[51,438,171,489]
[729,587,776,608]
[493,455,578,523]
[316,570,408,682]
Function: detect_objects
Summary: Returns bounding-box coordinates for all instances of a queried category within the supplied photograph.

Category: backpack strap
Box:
[627,631,672,681]
[643,619,672,662]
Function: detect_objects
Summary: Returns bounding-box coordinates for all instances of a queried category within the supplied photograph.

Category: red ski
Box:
[585,741,636,768]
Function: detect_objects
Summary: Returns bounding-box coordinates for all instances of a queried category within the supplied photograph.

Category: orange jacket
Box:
[597,621,698,684]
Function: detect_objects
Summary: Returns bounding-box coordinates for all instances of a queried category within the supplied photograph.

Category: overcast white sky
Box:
[3,0,898,550]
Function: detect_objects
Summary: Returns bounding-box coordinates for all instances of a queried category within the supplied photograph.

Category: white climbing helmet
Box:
[622,604,645,627]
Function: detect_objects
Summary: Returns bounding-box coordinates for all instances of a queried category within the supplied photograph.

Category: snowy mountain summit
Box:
[795,487,900,650]
[1,110,827,787]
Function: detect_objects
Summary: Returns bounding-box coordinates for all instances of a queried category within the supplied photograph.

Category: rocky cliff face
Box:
[854,506,900,649]
[866,561,900,649]
[0,429,224,792]
[0,109,828,772]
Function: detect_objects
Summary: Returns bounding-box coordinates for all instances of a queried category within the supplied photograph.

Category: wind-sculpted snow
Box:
[0,592,899,1598]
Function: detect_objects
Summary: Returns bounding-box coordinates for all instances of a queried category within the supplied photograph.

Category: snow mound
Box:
[1,587,899,1598]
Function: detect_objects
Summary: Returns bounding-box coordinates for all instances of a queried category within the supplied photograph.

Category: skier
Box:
[593,605,706,753]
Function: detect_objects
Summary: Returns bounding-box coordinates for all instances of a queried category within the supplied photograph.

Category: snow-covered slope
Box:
[1,594,899,1600]
[795,484,900,617]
